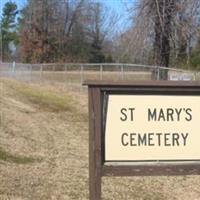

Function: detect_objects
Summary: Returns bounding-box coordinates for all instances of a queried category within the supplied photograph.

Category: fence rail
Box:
[0,62,199,87]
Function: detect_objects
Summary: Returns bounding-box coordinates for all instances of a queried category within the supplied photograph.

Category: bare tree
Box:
[85,1,119,62]
[116,0,200,79]
[172,0,200,65]
[20,0,88,62]
[131,0,176,79]
[19,0,118,63]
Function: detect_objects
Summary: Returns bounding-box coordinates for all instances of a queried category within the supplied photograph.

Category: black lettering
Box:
[156,133,162,146]
[172,133,179,146]
[120,108,127,121]
[164,133,171,146]
[175,108,182,121]
[130,133,137,146]
[182,133,189,146]
[167,108,174,121]
[129,108,135,121]
[121,133,129,146]
[138,134,147,146]
[148,108,156,121]
[148,133,154,146]
[185,108,192,121]
[158,109,165,121]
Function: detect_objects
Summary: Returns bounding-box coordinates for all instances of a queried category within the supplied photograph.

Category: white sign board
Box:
[169,73,194,81]
[105,95,200,161]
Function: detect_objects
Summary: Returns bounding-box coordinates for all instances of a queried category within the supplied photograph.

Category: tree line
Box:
[0,0,200,72]
[115,0,200,74]
[0,0,117,63]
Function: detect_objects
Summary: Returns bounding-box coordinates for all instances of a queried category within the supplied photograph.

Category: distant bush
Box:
[190,41,200,69]
[190,53,200,69]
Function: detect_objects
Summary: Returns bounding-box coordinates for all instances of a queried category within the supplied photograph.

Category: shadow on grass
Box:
[0,147,41,164]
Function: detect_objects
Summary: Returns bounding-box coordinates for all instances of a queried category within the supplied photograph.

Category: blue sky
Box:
[0,0,133,16]
[0,0,26,15]
[0,0,133,31]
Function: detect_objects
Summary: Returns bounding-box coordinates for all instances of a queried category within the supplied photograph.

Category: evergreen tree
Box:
[0,1,18,61]
[89,39,105,63]
[190,40,200,69]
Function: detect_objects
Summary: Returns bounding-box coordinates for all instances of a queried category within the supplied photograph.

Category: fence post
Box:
[121,64,124,80]
[100,64,103,80]
[64,64,68,85]
[88,87,102,200]
[194,72,197,81]
[30,64,32,82]
[40,64,43,83]
[80,64,84,85]
[157,66,160,80]
[12,61,16,78]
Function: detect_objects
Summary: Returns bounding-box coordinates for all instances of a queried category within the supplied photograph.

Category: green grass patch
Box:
[0,147,40,164]
[4,79,74,112]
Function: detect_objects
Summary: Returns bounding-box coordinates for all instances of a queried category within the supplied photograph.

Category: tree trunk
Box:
[153,0,175,80]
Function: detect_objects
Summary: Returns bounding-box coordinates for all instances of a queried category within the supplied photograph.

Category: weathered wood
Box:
[103,163,200,176]
[88,87,102,200]
[84,80,200,87]
[86,80,200,199]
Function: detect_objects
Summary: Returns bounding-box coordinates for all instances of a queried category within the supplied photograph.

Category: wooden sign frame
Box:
[84,80,200,200]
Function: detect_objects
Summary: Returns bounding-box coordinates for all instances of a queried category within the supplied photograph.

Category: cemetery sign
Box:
[84,80,200,200]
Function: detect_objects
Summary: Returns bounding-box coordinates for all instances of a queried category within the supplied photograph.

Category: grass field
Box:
[1,78,200,200]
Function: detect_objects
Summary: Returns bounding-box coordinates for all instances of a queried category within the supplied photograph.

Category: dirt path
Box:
[1,78,200,200]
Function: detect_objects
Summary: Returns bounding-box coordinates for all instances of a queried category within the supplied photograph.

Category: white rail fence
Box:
[0,62,198,86]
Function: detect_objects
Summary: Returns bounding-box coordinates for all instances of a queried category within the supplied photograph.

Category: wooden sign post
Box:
[84,80,200,200]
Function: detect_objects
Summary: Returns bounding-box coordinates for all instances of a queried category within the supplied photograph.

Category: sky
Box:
[0,0,133,17]
[0,0,26,16]
[0,0,133,32]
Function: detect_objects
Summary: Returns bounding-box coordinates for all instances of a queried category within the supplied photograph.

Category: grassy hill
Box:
[0,78,200,200]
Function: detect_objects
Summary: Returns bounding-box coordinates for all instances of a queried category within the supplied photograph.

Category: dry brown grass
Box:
[0,147,39,164]
[1,78,200,200]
